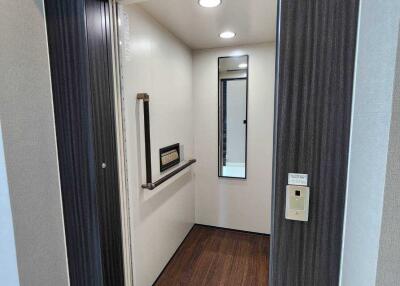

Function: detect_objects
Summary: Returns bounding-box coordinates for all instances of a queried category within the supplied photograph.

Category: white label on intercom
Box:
[288,173,308,186]
[285,185,310,222]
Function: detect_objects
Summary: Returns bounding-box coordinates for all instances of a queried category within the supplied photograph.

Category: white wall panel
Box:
[120,5,195,286]
[193,43,275,233]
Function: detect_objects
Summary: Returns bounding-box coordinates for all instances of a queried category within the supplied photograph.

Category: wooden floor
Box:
[154,225,270,286]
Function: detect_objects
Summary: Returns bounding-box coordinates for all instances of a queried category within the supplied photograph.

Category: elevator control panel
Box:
[285,185,310,222]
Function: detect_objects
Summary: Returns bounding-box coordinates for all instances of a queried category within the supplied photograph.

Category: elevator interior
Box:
[116,0,276,285]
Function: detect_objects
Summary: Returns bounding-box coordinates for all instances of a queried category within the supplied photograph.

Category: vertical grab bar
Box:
[137,93,152,184]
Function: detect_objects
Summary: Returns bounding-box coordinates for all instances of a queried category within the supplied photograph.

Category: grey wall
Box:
[0,123,20,285]
[340,1,400,285]
[375,26,400,286]
[0,1,69,285]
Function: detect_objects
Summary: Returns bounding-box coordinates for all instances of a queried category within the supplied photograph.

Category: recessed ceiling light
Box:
[198,0,221,8]
[219,31,235,39]
[238,63,248,68]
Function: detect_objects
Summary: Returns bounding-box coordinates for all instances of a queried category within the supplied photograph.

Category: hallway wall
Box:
[340,1,400,285]
[193,43,275,234]
[120,5,195,286]
[0,124,19,285]
[0,1,69,285]
[376,27,400,285]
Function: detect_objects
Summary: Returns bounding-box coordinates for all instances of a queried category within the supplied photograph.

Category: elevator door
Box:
[271,0,360,285]
[45,0,125,285]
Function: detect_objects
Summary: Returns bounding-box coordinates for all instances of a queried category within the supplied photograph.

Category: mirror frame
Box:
[217,55,249,179]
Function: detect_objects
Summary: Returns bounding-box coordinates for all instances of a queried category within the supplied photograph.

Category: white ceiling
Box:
[120,0,276,50]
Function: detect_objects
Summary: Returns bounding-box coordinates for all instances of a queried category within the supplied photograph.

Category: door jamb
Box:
[109,1,135,285]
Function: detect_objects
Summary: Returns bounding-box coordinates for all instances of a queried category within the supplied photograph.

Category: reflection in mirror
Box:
[218,55,248,179]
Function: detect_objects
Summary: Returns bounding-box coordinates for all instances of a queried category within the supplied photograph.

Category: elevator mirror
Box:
[218,55,249,179]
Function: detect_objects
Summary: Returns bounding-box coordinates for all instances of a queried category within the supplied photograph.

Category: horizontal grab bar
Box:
[141,159,196,190]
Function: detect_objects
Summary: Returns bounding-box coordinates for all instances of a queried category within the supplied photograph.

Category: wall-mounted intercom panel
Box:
[285,185,310,222]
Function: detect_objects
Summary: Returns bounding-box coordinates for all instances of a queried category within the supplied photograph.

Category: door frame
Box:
[109,1,135,285]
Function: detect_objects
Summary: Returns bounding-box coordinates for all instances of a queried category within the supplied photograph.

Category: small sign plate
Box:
[288,173,308,186]
[160,143,180,172]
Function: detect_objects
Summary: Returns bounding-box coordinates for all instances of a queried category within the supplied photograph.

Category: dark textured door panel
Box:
[271,0,360,285]
[45,0,124,285]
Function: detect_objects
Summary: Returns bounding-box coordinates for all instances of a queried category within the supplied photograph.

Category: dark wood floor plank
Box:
[154,225,269,286]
